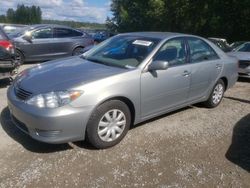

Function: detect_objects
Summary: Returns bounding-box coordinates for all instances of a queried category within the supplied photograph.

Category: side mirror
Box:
[22,35,32,43]
[148,60,169,71]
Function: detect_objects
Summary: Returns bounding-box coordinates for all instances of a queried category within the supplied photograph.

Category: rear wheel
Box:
[15,50,24,65]
[86,100,131,149]
[72,47,84,56]
[204,79,225,108]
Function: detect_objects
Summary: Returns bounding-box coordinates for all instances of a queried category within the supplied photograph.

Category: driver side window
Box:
[153,38,186,66]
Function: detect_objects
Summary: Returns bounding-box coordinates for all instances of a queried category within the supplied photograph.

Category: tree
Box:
[3,4,42,24]
[109,0,250,41]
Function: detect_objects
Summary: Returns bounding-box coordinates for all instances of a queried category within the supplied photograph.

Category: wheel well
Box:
[73,46,84,51]
[72,46,85,55]
[220,77,228,90]
[102,97,136,125]
[16,49,24,57]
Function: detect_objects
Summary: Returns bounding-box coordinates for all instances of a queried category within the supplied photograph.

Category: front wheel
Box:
[204,79,225,108]
[86,100,131,149]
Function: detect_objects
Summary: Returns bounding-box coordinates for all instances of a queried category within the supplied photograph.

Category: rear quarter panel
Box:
[222,56,238,89]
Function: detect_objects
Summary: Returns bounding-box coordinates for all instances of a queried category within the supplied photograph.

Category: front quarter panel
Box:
[70,69,141,124]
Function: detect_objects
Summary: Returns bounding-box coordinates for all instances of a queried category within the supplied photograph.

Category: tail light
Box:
[0,40,14,53]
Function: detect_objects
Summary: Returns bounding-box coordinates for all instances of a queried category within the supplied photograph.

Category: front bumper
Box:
[239,61,250,78]
[7,86,93,144]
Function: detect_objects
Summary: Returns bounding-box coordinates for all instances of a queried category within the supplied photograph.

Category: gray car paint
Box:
[7,32,238,144]
[12,24,93,62]
[228,47,250,77]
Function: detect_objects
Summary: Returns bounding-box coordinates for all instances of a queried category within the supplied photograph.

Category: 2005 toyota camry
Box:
[7,32,238,149]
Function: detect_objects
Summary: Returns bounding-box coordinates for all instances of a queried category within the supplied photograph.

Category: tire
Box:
[15,50,24,65]
[72,47,84,56]
[86,100,131,149]
[204,79,225,108]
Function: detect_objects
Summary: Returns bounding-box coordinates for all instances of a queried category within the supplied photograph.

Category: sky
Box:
[0,0,112,23]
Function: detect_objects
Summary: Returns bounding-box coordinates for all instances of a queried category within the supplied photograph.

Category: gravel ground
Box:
[0,64,249,188]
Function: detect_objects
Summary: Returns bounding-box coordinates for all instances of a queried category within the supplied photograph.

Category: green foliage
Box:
[0,4,42,24]
[108,0,250,41]
[42,20,105,30]
[0,4,105,30]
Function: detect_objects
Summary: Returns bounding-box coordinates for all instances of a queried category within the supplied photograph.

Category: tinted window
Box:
[154,38,187,66]
[32,28,52,39]
[187,38,219,63]
[237,43,250,52]
[54,28,83,38]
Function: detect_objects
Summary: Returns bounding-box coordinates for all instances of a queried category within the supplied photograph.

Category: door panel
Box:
[141,65,191,117]
[21,27,54,61]
[186,37,223,101]
[52,28,79,58]
[140,38,190,118]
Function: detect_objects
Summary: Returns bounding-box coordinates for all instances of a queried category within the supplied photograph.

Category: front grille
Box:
[12,115,29,133]
[239,60,250,69]
[14,86,32,100]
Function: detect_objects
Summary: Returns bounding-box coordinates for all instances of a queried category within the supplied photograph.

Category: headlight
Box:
[26,91,83,108]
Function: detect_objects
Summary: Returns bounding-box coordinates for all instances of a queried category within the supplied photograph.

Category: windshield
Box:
[84,35,160,68]
[8,26,31,38]
[235,42,250,52]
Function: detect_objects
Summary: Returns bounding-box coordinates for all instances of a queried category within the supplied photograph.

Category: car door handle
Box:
[216,64,222,69]
[182,70,191,77]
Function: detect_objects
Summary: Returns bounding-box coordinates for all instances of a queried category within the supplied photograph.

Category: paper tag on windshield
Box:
[133,40,152,46]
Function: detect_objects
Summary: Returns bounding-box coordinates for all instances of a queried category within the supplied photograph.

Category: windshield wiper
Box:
[86,58,127,69]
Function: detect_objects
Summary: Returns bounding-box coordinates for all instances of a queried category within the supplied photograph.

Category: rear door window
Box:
[187,38,219,63]
[54,28,83,38]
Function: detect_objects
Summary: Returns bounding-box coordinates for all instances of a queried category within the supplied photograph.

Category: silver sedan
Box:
[7,32,238,149]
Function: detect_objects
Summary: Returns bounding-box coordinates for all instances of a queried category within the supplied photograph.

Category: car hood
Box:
[17,56,129,93]
[227,52,250,61]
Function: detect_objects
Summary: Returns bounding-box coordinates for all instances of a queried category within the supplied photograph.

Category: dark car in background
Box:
[0,27,18,80]
[0,23,27,36]
[10,24,94,64]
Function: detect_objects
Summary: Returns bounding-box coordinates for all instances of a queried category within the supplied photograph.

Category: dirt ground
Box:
[0,64,249,188]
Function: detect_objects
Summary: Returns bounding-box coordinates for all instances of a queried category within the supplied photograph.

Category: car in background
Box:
[93,30,110,43]
[230,41,247,51]
[7,32,238,149]
[0,27,18,80]
[0,23,27,36]
[208,37,232,52]
[10,24,94,64]
[228,42,250,78]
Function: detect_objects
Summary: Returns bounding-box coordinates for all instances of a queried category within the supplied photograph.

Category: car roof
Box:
[0,23,27,27]
[28,24,75,30]
[118,32,194,40]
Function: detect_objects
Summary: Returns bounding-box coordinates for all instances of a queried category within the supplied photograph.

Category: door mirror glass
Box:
[148,60,169,71]
[23,35,32,42]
